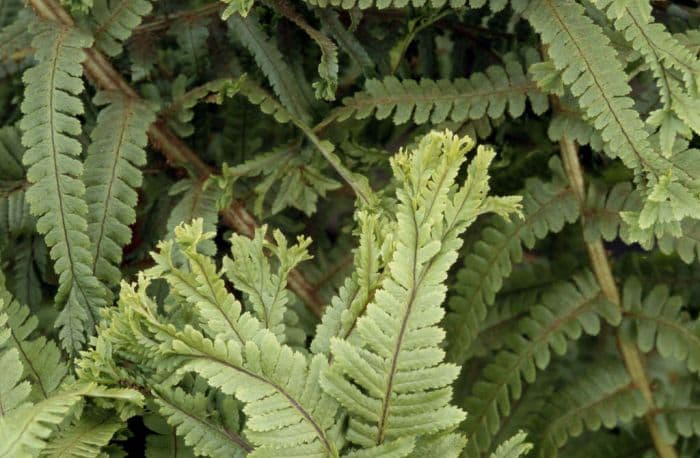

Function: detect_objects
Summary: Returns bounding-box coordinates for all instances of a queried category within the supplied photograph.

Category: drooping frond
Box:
[84,91,156,288]
[270,0,339,101]
[621,277,700,374]
[321,131,521,453]
[19,21,106,353]
[91,0,153,56]
[536,361,646,457]
[447,169,579,364]
[227,12,313,123]
[523,0,700,237]
[153,387,252,456]
[224,226,311,343]
[330,56,547,126]
[461,272,620,458]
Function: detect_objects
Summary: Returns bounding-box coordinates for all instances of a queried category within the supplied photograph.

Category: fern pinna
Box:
[1,0,700,456]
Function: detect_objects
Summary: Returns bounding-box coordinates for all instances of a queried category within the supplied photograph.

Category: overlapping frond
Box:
[91,0,153,56]
[42,412,123,457]
[447,169,579,364]
[490,431,533,458]
[19,21,106,353]
[524,0,700,237]
[321,131,521,453]
[461,272,620,458]
[84,91,155,288]
[331,56,547,126]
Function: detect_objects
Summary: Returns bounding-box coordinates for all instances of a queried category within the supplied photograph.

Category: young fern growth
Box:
[320,130,521,454]
[19,20,106,354]
[84,91,156,289]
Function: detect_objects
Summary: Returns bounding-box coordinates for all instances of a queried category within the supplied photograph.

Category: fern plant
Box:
[1,0,700,456]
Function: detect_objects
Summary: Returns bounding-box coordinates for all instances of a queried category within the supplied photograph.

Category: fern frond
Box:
[91,0,153,57]
[331,56,547,126]
[461,272,620,458]
[148,219,254,345]
[224,226,312,342]
[621,277,700,374]
[0,10,33,78]
[0,390,83,457]
[144,412,196,458]
[524,0,700,235]
[84,91,155,288]
[301,0,470,9]
[536,361,646,457]
[447,170,579,364]
[321,131,520,450]
[41,411,123,457]
[166,178,223,256]
[153,387,253,456]
[593,0,700,154]
[490,431,533,458]
[311,210,385,355]
[19,21,106,354]
[0,312,31,417]
[227,12,313,123]
[0,279,69,400]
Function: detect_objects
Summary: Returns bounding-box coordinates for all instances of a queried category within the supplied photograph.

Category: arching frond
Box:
[91,0,153,57]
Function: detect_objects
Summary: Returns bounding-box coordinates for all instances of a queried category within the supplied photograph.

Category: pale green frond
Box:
[0,390,84,458]
[0,313,31,417]
[84,91,156,288]
[331,56,547,126]
[221,0,254,20]
[19,21,106,354]
[311,211,385,355]
[461,272,620,458]
[224,226,312,342]
[41,412,123,457]
[91,0,153,57]
[144,413,196,458]
[148,219,253,345]
[490,431,532,458]
[0,282,70,400]
[322,131,520,450]
[447,170,580,364]
[153,387,252,457]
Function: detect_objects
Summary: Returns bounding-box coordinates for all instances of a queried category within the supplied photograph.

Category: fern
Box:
[84,91,155,288]
[321,131,520,452]
[461,272,620,458]
[153,387,253,456]
[332,56,547,126]
[227,12,313,123]
[19,21,106,354]
[536,361,646,457]
[621,277,700,374]
[301,0,470,9]
[523,0,700,237]
[42,411,124,457]
[91,0,153,57]
[447,166,579,363]
[490,431,533,458]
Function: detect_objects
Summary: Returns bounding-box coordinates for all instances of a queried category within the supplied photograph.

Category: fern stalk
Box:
[557,134,679,458]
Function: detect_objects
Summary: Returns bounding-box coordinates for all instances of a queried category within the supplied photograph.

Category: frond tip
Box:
[321,130,521,454]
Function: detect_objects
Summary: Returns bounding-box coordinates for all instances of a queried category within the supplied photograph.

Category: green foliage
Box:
[3,0,700,456]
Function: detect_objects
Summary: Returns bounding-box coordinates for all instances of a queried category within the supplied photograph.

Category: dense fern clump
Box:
[1,0,699,456]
